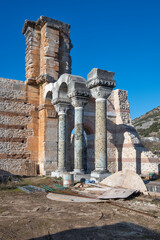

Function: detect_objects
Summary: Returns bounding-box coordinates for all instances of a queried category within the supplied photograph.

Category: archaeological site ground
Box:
[0,176,160,240]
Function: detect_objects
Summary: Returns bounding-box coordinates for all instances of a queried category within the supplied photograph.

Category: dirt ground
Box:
[0,177,160,240]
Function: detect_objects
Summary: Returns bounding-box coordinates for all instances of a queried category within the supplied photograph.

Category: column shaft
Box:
[74,107,84,172]
[58,113,67,171]
[95,98,107,171]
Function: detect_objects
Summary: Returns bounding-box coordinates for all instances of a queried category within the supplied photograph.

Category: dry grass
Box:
[0,176,62,192]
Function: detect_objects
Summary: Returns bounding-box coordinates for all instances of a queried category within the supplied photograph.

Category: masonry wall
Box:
[0,78,39,176]
[0,78,159,176]
[23,16,72,84]
[21,16,72,176]
[38,84,58,175]
[25,26,41,80]
[113,89,160,174]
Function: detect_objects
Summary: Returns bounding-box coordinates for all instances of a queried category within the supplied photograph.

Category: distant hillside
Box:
[132,106,160,156]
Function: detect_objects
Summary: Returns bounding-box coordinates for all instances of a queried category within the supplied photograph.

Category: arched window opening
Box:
[45,91,53,105]
[58,82,69,100]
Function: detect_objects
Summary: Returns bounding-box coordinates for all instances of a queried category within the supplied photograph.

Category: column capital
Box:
[87,68,116,99]
[90,86,112,99]
[70,96,89,108]
[53,99,70,115]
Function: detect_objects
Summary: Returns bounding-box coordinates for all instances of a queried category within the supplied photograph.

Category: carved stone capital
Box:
[52,97,70,105]
[68,88,91,99]
[71,96,89,108]
[87,78,116,89]
[54,103,70,115]
[90,86,112,99]
[52,98,70,115]
[87,68,116,100]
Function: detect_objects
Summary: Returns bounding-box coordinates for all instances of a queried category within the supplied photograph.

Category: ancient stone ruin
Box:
[0,16,159,177]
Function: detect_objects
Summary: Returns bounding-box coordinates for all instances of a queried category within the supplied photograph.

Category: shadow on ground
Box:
[30,221,160,240]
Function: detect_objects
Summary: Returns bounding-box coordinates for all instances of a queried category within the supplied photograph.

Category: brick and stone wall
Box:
[22,16,72,176]
[112,89,160,174]
[0,82,159,176]
[38,86,58,175]
[22,16,72,84]
[24,25,41,80]
[0,78,39,176]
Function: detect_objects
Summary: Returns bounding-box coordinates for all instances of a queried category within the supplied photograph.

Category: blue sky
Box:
[0,0,159,119]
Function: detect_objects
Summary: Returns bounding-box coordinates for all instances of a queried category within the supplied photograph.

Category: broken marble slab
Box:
[81,186,136,199]
[98,188,136,199]
[47,193,103,202]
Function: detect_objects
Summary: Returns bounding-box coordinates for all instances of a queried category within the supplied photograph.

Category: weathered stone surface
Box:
[100,170,148,193]
[54,102,70,174]
[87,68,116,177]
[87,68,116,90]
[22,16,72,84]
[0,78,39,176]
[95,98,107,170]
[71,97,89,172]
[73,105,85,173]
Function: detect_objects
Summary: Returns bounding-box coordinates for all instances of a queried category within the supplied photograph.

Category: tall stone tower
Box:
[22,16,72,84]
[22,16,72,175]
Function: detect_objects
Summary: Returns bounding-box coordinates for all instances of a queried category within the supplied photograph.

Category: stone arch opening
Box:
[84,124,95,173]
[45,91,53,104]
[69,128,89,173]
[39,88,58,176]
[58,82,69,100]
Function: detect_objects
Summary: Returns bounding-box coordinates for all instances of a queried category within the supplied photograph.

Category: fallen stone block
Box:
[100,170,148,194]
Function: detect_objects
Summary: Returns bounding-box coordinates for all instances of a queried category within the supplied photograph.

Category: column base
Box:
[71,169,85,174]
[70,169,87,182]
[51,169,67,178]
[91,170,111,180]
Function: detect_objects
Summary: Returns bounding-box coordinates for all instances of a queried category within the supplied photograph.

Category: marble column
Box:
[58,110,67,171]
[95,97,107,171]
[74,105,84,173]
[71,97,89,174]
[54,103,70,175]
[87,68,116,178]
